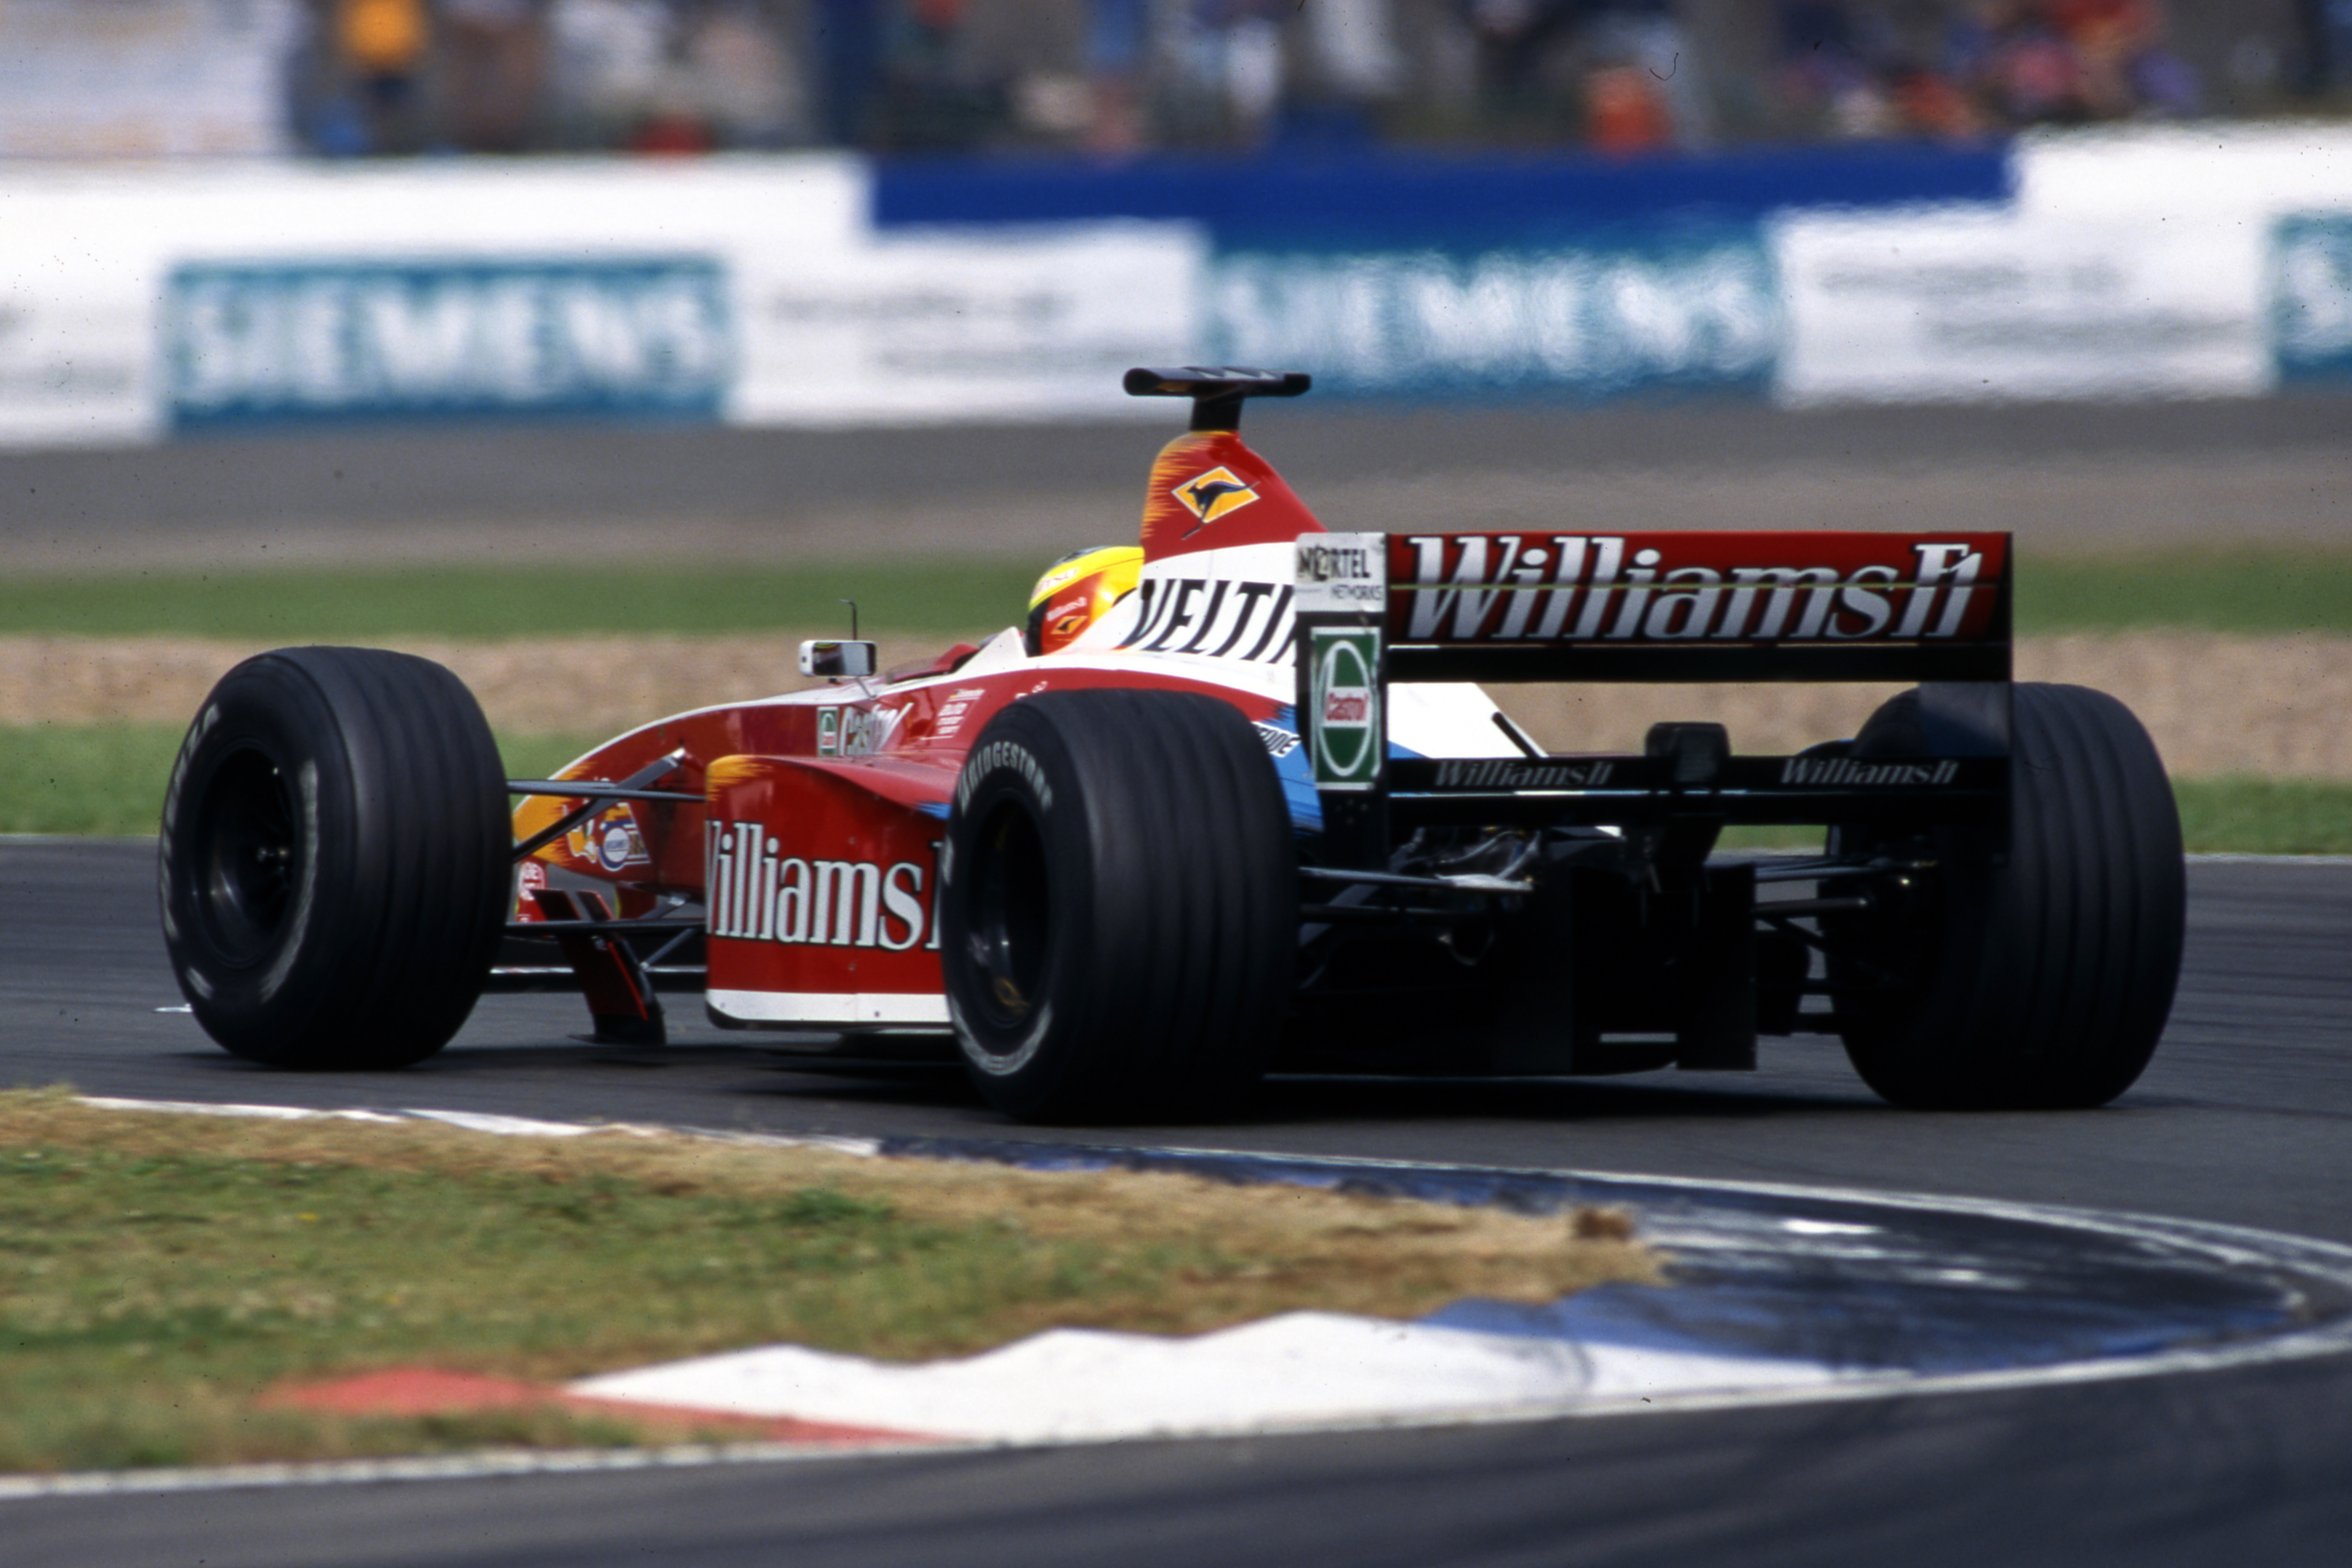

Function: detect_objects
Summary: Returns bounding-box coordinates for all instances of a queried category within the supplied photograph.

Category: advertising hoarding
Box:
[0,158,1200,446]
[2273,214,2352,384]
[0,159,861,446]
[9,129,2352,449]
[165,258,732,427]
[1774,208,2268,405]
[1210,230,1778,402]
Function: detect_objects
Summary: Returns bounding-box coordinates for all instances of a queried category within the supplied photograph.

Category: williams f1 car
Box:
[159,368,2185,1121]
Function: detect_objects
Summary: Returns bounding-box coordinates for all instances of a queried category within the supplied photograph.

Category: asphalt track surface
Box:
[6,839,2350,1567]
[6,392,2350,570]
[5,394,2351,1563]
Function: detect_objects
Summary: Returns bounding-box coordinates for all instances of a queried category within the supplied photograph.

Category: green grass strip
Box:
[0,1093,1644,1472]
[0,1135,1253,1472]
[2171,777,2352,856]
[0,1145,933,1471]
[8,723,2347,851]
[0,549,2346,641]
[0,727,600,838]
[2015,550,2352,636]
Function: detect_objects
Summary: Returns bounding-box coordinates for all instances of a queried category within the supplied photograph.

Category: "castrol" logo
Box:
[1322,689,1368,723]
[1308,627,1380,789]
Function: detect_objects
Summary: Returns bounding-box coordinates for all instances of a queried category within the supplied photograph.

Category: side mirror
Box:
[798,639,878,680]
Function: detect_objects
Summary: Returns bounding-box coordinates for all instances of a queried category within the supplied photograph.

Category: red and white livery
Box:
[160,368,2186,1121]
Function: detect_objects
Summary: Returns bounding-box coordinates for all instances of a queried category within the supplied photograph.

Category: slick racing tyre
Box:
[159,647,511,1069]
[1826,682,2185,1109]
[941,689,1297,1123]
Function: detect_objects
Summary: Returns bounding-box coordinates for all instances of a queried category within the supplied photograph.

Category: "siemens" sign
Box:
[164,257,730,427]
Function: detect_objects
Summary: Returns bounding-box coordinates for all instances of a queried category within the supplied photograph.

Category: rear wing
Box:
[1293,531,2014,860]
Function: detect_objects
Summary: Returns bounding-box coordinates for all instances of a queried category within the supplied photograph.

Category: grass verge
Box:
[0,549,2347,642]
[2017,550,2352,638]
[0,726,600,837]
[7,723,2345,851]
[2171,777,2352,856]
[0,1090,1652,1474]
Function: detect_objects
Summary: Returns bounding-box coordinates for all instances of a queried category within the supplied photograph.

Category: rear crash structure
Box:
[1280,525,2182,1113]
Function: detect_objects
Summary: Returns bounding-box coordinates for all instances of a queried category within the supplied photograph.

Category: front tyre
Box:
[1830,682,2185,1109]
[941,690,1297,1123]
[158,647,510,1068]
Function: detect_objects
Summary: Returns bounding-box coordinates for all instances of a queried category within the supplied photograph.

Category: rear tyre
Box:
[1828,682,2185,1109]
[158,647,510,1068]
[941,690,1297,1123]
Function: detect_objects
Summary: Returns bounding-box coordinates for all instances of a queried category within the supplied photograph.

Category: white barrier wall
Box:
[735,222,1202,427]
[2014,124,2352,219]
[0,157,1200,447]
[1773,209,2271,405]
[1773,123,2352,407]
[4,127,2351,448]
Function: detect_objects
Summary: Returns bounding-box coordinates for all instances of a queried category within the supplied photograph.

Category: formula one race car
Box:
[159,368,2186,1122]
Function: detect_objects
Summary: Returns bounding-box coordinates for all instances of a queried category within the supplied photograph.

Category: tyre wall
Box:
[3,125,2349,447]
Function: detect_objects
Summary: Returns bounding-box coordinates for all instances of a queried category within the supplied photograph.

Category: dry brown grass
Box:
[8,628,2349,780]
[0,633,933,744]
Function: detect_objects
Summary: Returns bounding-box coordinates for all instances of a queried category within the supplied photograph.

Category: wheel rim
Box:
[964,799,1052,1047]
[192,746,302,966]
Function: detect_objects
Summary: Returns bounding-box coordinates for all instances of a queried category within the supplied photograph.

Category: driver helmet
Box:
[1024,545,1143,657]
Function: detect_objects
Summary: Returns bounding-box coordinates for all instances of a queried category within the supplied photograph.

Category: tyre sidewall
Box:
[1834,682,2183,1108]
[941,703,1103,1116]
[159,647,509,1069]
[160,656,373,1063]
[941,690,1297,1122]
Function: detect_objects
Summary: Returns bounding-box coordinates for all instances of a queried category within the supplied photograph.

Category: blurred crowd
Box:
[266,0,2330,157]
[1771,2,2201,142]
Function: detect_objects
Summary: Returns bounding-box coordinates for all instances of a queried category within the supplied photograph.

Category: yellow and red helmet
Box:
[1024,545,1143,657]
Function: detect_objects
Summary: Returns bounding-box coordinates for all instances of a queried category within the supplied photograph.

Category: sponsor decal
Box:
[705,821,938,952]
[164,258,729,427]
[1043,591,1094,645]
[1295,534,1388,614]
[1030,558,1097,603]
[1207,235,1778,399]
[2275,215,2352,382]
[566,803,651,872]
[1396,535,1990,644]
[1431,758,1615,790]
[957,740,1055,812]
[1170,465,1261,533]
[514,858,549,922]
[1253,721,1300,758]
[816,703,903,759]
[1780,757,1962,787]
[1779,211,2260,404]
[1307,626,1381,791]
[1118,577,1294,662]
[931,686,988,742]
